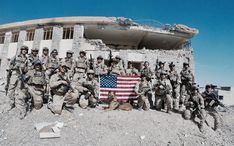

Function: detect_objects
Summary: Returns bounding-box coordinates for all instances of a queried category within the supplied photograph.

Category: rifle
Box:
[155,57,159,72]
[108,50,112,67]
[58,74,74,92]
[89,54,94,70]
[82,83,96,97]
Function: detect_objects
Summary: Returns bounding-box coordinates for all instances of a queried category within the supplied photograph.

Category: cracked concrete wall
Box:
[51,26,63,52]
[33,28,44,50]
[17,30,27,54]
[0,32,12,75]
[72,25,84,58]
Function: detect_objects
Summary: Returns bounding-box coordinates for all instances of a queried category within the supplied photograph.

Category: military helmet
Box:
[205,84,212,89]
[115,55,121,60]
[20,45,29,50]
[31,48,39,52]
[97,55,103,59]
[67,50,74,54]
[183,62,189,67]
[60,62,70,69]
[169,62,175,68]
[32,59,42,66]
[160,71,167,76]
[112,58,118,63]
[79,50,86,54]
[159,61,165,65]
[43,47,49,51]
[51,49,58,54]
[87,70,95,74]
[191,85,199,91]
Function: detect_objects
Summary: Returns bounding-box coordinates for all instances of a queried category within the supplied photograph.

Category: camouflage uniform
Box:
[154,72,172,113]
[73,51,88,82]
[168,63,180,110]
[109,59,124,75]
[75,70,99,108]
[48,67,78,114]
[155,62,166,80]
[26,61,47,109]
[126,62,139,76]
[45,49,59,79]
[140,61,153,79]
[180,63,194,108]
[184,87,206,132]
[134,77,151,111]
[94,55,107,76]
[202,85,222,130]
[7,46,29,118]
[40,47,49,71]
[28,48,39,70]
[62,50,75,79]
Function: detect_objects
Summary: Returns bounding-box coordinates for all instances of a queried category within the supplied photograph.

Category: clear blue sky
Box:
[1,0,234,86]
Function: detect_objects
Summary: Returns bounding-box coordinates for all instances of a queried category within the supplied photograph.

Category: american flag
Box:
[99,75,141,101]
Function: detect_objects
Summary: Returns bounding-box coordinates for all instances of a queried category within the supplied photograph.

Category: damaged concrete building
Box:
[0,16,198,76]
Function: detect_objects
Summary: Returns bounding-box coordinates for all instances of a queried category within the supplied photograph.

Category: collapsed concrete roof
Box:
[0,16,199,49]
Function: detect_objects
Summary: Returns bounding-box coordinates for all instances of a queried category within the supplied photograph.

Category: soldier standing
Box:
[26,60,47,110]
[62,50,75,79]
[180,62,194,109]
[48,63,78,114]
[155,61,167,80]
[140,61,153,79]
[76,70,99,108]
[6,45,29,118]
[202,84,223,131]
[126,61,139,76]
[108,58,124,75]
[73,50,88,81]
[46,49,59,79]
[40,47,49,71]
[94,55,107,77]
[184,86,206,132]
[168,62,180,111]
[154,71,173,113]
[115,55,125,74]
[28,48,39,70]
[134,76,151,111]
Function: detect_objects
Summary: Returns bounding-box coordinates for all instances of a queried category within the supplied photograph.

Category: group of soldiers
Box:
[5,45,224,132]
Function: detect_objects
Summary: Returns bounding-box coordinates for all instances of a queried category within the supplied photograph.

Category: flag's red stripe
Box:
[118,75,141,78]
[100,89,135,92]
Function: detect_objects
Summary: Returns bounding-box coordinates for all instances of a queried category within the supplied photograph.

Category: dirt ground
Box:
[0,81,234,146]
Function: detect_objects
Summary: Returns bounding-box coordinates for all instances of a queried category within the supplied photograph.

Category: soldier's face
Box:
[97,58,102,63]
[160,64,164,68]
[35,65,41,71]
[206,87,212,93]
[60,66,67,73]
[144,62,149,67]
[43,50,48,55]
[161,74,166,79]
[52,53,57,57]
[21,49,27,55]
[67,53,72,58]
[88,73,94,79]
[32,51,38,56]
[80,53,85,57]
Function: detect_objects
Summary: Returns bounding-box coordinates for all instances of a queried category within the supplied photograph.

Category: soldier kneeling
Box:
[183,86,206,132]
[154,71,172,113]
[76,70,99,108]
[135,76,151,111]
[48,63,78,114]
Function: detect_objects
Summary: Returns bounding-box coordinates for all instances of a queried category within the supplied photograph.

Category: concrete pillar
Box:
[33,28,44,50]
[0,32,12,76]
[17,30,27,54]
[51,25,63,52]
[72,25,84,57]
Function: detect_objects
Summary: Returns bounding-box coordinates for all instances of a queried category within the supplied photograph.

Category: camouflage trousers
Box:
[137,95,150,111]
[180,83,190,107]
[27,86,44,110]
[48,90,78,114]
[155,94,172,112]
[184,108,206,131]
[205,107,221,130]
[172,85,180,110]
